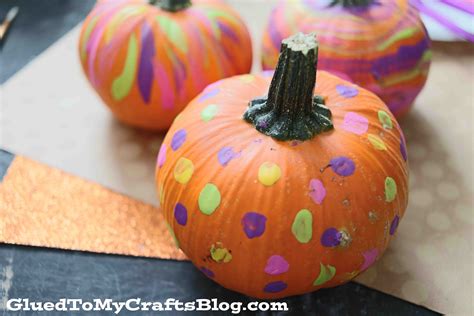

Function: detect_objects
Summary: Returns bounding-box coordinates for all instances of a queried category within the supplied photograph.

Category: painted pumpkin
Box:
[79,0,252,130]
[156,33,408,299]
[261,0,431,118]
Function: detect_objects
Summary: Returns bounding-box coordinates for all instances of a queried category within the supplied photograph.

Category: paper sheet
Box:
[1,3,472,314]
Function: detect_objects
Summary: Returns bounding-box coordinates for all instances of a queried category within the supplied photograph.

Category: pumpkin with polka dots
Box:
[155,33,408,298]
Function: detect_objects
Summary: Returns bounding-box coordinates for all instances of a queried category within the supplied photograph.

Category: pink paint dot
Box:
[360,248,379,271]
[264,255,289,275]
[157,144,166,167]
[309,179,326,205]
[341,112,369,135]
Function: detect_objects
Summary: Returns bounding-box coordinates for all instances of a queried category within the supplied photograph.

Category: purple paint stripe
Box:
[411,0,474,42]
[137,21,155,104]
[217,21,239,43]
[440,0,474,15]
[371,38,430,77]
[318,39,429,77]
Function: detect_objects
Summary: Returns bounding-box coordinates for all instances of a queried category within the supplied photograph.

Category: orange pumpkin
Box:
[261,0,431,118]
[156,33,408,298]
[78,0,252,130]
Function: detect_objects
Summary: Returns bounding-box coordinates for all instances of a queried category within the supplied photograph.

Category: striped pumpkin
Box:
[261,0,431,117]
[79,0,252,130]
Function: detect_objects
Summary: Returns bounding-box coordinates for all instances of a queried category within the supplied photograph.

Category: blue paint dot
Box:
[174,203,187,226]
[336,84,358,98]
[400,136,407,161]
[198,88,220,102]
[200,267,215,278]
[171,129,186,151]
[390,215,400,235]
[241,212,267,239]
[321,227,341,247]
[330,156,355,177]
[263,281,287,293]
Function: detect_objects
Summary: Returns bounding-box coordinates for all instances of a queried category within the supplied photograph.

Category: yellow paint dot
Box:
[239,74,255,83]
[210,243,232,263]
[174,157,194,184]
[258,162,281,186]
[368,134,387,151]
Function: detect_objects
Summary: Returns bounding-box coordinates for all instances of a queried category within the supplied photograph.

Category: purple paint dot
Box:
[330,156,356,177]
[241,212,267,239]
[217,147,240,166]
[262,70,274,77]
[390,215,400,235]
[171,129,186,151]
[198,87,220,102]
[263,281,287,293]
[400,137,407,161]
[200,267,215,278]
[174,203,187,226]
[264,255,289,275]
[321,227,342,247]
[336,84,358,98]
[157,144,167,167]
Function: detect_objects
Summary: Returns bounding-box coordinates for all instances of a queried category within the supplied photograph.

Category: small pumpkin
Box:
[79,0,252,130]
[156,33,408,298]
[261,0,431,118]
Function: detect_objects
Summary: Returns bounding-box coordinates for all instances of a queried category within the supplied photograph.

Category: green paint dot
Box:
[199,183,221,215]
[291,209,313,243]
[385,177,397,202]
[201,104,218,122]
[313,263,336,286]
[378,110,393,129]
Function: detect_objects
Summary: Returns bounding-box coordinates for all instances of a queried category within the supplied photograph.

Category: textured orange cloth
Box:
[0,156,187,261]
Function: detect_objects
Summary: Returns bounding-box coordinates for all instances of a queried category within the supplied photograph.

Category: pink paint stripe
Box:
[440,0,474,15]
[411,0,474,42]
[153,60,175,110]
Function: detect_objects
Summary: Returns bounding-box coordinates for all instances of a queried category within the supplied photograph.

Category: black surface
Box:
[0,0,95,83]
[0,149,14,181]
[0,1,441,315]
[0,245,439,316]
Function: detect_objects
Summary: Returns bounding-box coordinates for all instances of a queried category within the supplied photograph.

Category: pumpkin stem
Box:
[243,32,333,141]
[151,0,192,12]
[329,0,375,7]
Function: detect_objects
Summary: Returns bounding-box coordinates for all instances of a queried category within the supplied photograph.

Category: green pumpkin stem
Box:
[150,0,192,12]
[329,0,374,7]
[243,33,333,141]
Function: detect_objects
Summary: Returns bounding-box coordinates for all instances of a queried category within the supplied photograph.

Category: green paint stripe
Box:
[377,28,417,51]
[157,15,188,54]
[111,34,138,101]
